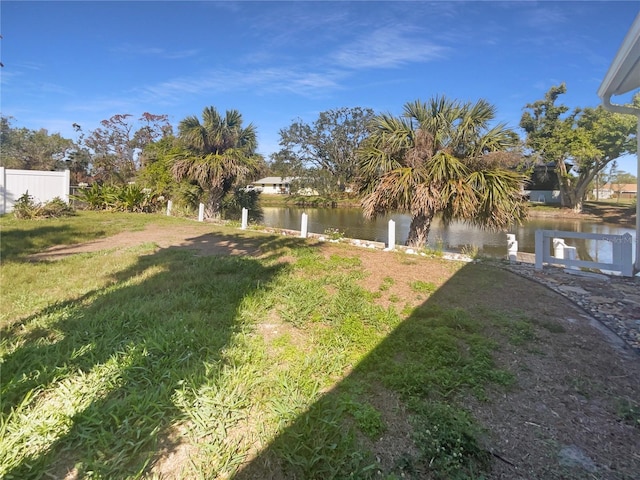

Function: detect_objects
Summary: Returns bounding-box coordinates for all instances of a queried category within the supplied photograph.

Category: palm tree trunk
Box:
[204,188,224,219]
[406,213,434,248]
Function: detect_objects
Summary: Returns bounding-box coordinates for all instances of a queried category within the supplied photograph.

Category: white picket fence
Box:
[534,229,634,277]
[198,207,637,277]
[0,168,70,214]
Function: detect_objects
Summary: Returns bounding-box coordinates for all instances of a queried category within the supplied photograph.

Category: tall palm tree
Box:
[359,96,528,248]
[172,106,261,218]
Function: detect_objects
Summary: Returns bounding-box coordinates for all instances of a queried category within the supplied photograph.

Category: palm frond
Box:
[202,106,222,132]
[465,99,495,128]
[359,145,401,177]
[471,123,518,155]
[171,154,196,181]
[224,109,243,128]
[362,167,414,218]
[466,169,528,229]
[359,94,528,244]
[423,151,468,184]
[238,123,258,153]
[178,116,206,151]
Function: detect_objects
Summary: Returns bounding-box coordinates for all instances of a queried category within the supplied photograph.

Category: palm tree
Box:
[359,96,528,248]
[172,106,261,219]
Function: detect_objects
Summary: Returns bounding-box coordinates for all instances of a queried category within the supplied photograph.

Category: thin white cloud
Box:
[63,97,140,115]
[245,5,349,49]
[137,67,345,103]
[0,62,43,87]
[7,60,43,71]
[331,27,448,69]
[38,82,77,96]
[524,6,568,29]
[2,75,76,98]
[111,43,200,60]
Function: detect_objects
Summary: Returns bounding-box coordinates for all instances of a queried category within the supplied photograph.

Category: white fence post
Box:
[536,229,633,276]
[387,220,396,250]
[618,233,633,277]
[166,200,172,216]
[241,208,248,229]
[198,203,205,222]
[300,213,308,238]
[553,237,578,269]
[534,230,544,270]
[506,234,518,262]
[553,237,566,260]
[565,246,578,270]
[0,167,6,215]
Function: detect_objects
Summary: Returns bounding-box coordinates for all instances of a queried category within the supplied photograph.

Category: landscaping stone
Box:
[558,444,597,473]
[557,285,589,295]
[503,261,640,355]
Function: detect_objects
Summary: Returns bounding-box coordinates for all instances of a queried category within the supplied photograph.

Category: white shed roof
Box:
[253,177,295,184]
[598,13,640,99]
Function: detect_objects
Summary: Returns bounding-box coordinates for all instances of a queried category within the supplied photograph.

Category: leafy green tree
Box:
[78,113,172,184]
[137,136,214,214]
[221,188,262,221]
[290,169,338,198]
[609,164,637,203]
[273,107,375,192]
[268,149,304,178]
[520,84,637,211]
[171,106,262,219]
[612,171,637,186]
[0,116,74,171]
[359,97,527,248]
[137,136,180,196]
[63,149,91,184]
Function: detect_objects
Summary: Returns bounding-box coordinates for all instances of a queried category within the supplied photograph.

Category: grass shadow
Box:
[232,262,528,479]
[0,222,96,260]
[0,231,313,479]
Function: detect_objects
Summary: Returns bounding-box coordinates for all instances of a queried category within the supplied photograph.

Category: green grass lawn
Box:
[0,212,535,479]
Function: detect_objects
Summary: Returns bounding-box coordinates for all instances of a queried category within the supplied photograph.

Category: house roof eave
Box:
[598,13,640,104]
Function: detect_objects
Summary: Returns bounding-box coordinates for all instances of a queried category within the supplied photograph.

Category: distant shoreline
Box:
[260,195,637,227]
[528,202,636,227]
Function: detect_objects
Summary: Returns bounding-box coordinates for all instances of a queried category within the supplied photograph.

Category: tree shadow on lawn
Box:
[0,223,108,260]
[0,231,311,479]
[231,262,508,480]
[233,261,640,479]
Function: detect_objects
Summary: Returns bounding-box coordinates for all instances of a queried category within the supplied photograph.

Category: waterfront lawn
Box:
[1,213,638,479]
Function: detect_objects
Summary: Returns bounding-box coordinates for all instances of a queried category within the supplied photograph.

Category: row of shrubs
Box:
[72,183,165,213]
[12,193,75,219]
[12,183,262,221]
[12,184,163,220]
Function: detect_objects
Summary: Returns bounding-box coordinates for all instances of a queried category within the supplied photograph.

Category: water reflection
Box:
[261,206,635,262]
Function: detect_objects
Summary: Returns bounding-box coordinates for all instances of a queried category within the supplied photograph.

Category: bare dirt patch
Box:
[322,243,640,479]
[28,223,265,260]
[33,223,640,479]
[530,202,636,228]
[450,265,640,479]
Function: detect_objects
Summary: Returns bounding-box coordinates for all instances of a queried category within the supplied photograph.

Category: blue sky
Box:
[2,1,639,173]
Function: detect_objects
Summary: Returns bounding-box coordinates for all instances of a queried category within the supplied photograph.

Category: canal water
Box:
[261,206,636,263]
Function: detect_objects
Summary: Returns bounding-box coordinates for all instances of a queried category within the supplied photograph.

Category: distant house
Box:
[592,184,615,200]
[597,183,638,200]
[250,177,295,194]
[523,163,564,204]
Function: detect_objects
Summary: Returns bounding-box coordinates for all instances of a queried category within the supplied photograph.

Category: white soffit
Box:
[598,12,640,98]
